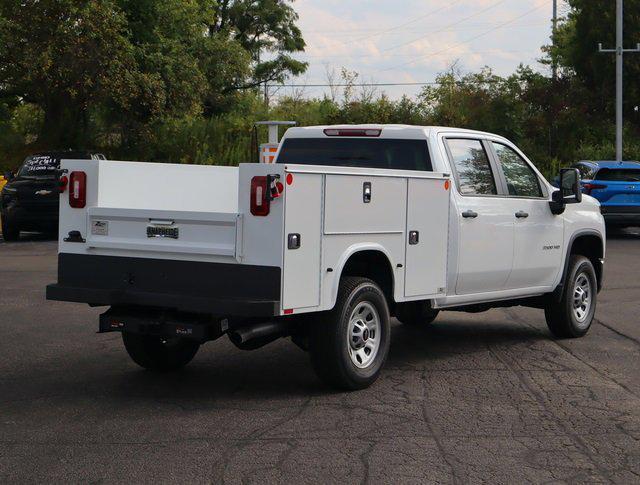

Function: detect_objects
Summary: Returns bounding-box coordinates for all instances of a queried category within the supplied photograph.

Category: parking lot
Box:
[1,230,639,483]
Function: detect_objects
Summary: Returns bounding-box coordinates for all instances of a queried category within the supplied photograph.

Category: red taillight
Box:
[59,175,69,193]
[323,128,382,137]
[583,183,606,195]
[250,176,270,216]
[69,171,86,208]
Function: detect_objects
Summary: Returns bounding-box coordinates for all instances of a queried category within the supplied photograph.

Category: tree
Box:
[0,0,307,149]
[0,0,134,146]
[551,0,640,126]
[205,0,307,90]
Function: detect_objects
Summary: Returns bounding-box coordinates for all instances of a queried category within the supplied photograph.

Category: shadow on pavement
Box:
[3,319,549,404]
[606,226,640,240]
[0,231,57,244]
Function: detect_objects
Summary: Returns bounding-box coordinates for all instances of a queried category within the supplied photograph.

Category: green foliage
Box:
[207,0,307,86]
[0,0,306,153]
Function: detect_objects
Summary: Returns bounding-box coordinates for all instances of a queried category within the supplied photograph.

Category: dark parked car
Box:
[1,151,106,241]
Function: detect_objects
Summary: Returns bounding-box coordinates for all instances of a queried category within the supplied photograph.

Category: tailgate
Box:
[86,207,242,258]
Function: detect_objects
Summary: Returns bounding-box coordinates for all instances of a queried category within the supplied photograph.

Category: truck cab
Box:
[46,125,605,390]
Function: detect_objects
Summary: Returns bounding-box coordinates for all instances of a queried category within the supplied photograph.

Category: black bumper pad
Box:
[47,253,281,317]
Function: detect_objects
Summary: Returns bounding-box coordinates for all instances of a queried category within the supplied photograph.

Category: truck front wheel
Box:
[545,255,598,339]
[309,277,391,390]
[122,333,200,372]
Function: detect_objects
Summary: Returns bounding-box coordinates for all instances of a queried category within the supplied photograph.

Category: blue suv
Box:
[571,161,640,227]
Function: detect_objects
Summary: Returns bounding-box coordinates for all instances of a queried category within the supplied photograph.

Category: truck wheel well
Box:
[341,251,395,307]
[570,234,604,289]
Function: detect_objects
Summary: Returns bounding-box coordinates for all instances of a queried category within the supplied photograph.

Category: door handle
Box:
[515,211,529,219]
[409,231,420,245]
[462,210,478,219]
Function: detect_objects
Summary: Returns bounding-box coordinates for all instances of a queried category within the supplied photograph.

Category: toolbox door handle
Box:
[288,233,301,250]
[363,182,372,203]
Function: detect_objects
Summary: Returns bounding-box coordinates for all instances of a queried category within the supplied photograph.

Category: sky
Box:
[277,0,568,100]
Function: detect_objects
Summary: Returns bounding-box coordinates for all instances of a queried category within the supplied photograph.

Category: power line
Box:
[349,0,465,43]
[303,21,547,40]
[302,28,546,59]
[381,0,509,53]
[265,80,508,89]
[381,0,551,72]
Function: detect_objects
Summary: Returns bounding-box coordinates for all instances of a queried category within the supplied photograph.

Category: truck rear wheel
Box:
[395,301,440,326]
[545,255,597,339]
[309,277,390,390]
[1,217,20,242]
[122,332,200,372]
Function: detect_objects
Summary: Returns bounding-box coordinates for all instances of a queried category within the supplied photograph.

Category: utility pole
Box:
[599,0,640,162]
[552,0,558,81]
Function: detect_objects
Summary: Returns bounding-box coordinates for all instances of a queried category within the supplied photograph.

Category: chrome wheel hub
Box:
[572,272,592,326]
[348,302,380,369]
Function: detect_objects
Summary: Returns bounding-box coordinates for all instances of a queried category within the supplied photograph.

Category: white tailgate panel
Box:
[405,178,450,297]
[86,208,239,257]
[98,161,239,213]
[324,175,406,234]
[282,174,323,310]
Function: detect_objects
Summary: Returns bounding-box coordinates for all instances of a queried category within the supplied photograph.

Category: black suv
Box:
[1,151,106,241]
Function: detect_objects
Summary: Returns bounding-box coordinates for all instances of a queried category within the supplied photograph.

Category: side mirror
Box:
[3,171,14,182]
[560,168,582,204]
[549,168,582,215]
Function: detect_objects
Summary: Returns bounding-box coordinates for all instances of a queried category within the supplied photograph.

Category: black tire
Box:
[122,332,200,372]
[395,301,440,326]
[545,255,597,339]
[309,277,391,391]
[1,216,19,242]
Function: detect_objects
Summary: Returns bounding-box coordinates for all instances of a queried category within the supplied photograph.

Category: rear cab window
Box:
[18,155,59,177]
[277,138,433,172]
[595,168,640,181]
[17,152,97,178]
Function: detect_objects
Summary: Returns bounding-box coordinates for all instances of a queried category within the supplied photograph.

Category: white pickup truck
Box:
[47,125,606,390]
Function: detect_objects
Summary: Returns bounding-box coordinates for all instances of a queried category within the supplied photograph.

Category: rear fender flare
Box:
[329,243,396,310]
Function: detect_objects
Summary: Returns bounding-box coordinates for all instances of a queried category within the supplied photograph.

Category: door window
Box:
[574,163,596,180]
[492,143,543,198]
[446,139,497,195]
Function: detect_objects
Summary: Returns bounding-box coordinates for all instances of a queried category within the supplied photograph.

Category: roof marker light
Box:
[323,129,382,137]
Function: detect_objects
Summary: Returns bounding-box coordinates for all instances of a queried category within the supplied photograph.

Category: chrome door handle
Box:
[462,210,478,219]
[515,211,529,219]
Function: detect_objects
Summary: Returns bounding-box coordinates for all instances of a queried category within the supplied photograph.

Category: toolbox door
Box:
[281,173,323,311]
[404,177,450,298]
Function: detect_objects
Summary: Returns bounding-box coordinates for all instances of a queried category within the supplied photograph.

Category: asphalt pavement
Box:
[1,229,639,483]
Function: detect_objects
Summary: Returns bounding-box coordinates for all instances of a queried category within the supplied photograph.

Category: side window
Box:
[574,164,593,180]
[446,139,497,196]
[492,143,543,198]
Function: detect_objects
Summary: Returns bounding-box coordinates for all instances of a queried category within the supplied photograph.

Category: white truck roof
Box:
[282,124,501,140]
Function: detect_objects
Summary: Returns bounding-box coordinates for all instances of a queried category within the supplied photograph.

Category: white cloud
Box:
[284,0,557,99]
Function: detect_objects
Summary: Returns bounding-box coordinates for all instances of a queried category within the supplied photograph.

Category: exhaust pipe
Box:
[228,321,290,351]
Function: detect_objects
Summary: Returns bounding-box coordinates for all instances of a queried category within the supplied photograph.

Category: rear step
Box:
[99,308,228,343]
[99,308,292,349]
